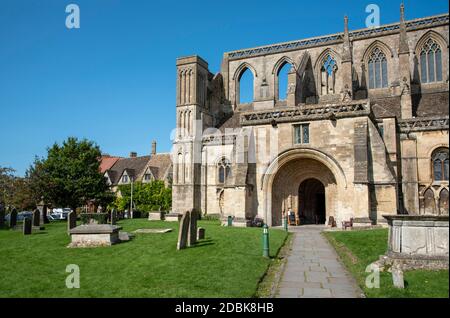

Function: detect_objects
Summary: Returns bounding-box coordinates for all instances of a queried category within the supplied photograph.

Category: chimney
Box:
[129,152,137,158]
[151,140,157,156]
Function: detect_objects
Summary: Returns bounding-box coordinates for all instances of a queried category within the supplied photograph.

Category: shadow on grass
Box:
[191,239,215,248]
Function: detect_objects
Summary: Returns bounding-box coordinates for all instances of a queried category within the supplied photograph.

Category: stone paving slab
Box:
[276,225,363,298]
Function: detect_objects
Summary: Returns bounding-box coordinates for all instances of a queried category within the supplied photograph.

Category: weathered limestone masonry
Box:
[172,6,449,227]
[374,215,449,270]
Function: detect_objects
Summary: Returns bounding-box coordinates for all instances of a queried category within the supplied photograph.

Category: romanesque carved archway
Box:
[261,148,346,226]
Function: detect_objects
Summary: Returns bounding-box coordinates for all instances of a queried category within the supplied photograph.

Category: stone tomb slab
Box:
[68,224,122,248]
[133,228,172,234]
[165,213,182,222]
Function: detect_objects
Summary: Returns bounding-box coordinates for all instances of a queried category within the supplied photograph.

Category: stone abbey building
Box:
[172,6,449,227]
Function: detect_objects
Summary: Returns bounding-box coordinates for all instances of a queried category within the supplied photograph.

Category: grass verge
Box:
[323,229,449,298]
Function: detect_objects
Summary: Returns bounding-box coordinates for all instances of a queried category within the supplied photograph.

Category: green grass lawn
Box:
[0,219,287,298]
[323,229,449,298]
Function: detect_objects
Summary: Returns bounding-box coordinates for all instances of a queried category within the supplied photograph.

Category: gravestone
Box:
[37,202,50,224]
[67,211,77,234]
[392,265,405,289]
[32,209,40,227]
[9,208,17,228]
[111,209,117,225]
[177,211,190,250]
[197,227,205,240]
[188,209,198,247]
[0,203,5,228]
[42,205,49,224]
[23,217,32,235]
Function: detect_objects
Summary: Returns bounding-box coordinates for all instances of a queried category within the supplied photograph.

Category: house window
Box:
[218,158,231,184]
[420,38,443,83]
[432,148,449,181]
[122,175,128,183]
[144,174,152,181]
[294,124,310,144]
[368,47,388,89]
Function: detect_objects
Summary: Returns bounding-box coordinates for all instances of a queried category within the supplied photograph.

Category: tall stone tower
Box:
[172,56,210,214]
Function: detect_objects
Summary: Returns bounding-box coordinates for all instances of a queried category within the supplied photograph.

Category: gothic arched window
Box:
[218,158,231,184]
[368,47,388,89]
[420,38,443,83]
[432,148,449,181]
[320,55,337,95]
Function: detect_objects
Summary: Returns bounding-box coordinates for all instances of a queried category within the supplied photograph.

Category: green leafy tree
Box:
[0,166,15,206]
[10,177,35,210]
[0,167,35,210]
[26,137,113,212]
[116,180,172,212]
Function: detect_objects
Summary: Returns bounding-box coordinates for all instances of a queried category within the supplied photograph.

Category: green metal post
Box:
[262,224,269,258]
[284,213,288,232]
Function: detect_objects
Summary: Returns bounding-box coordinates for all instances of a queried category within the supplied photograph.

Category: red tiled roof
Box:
[100,156,121,173]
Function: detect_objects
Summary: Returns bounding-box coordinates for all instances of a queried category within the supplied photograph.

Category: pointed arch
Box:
[439,188,449,215]
[216,157,232,184]
[233,62,257,106]
[431,147,449,181]
[272,56,296,102]
[187,110,192,136]
[423,188,436,215]
[415,30,448,84]
[272,56,297,75]
[315,49,340,96]
[362,41,392,89]
[314,48,341,72]
[232,62,258,80]
[415,30,449,54]
[362,40,395,63]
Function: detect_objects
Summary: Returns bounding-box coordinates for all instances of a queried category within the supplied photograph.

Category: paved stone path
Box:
[276,225,364,298]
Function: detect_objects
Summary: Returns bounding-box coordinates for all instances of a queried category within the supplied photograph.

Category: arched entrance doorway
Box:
[298,178,326,224]
[263,148,345,226]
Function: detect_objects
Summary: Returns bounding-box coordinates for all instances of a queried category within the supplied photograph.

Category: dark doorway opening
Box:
[298,178,326,224]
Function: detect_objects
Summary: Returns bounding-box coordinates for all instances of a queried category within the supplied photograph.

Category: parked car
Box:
[48,208,72,220]
[4,211,33,222]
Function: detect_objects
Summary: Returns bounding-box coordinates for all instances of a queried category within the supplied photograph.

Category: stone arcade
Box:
[172,6,449,227]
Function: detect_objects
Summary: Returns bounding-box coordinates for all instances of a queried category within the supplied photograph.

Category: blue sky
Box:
[0,0,448,176]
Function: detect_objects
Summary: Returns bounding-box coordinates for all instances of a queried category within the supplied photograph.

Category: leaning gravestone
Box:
[23,217,32,235]
[9,208,17,229]
[177,211,190,250]
[188,209,198,247]
[67,211,77,234]
[0,203,5,228]
[392,263,405,289]
[32,209,40,227]
[197,227,205,240]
